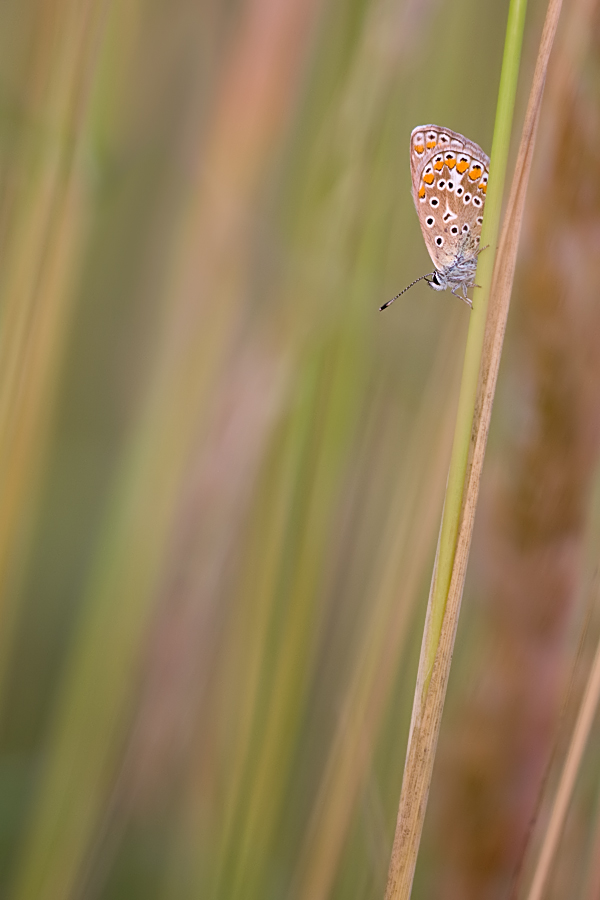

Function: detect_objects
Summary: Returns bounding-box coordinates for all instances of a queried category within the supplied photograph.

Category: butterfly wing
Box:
[410,125,490,271]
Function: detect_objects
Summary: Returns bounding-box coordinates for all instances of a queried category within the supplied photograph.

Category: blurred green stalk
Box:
[7,2,326,898]
[0,0,110,707]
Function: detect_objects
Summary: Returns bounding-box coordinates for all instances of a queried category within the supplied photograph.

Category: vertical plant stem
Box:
[423,0,527,692]
[384,0,536,897]
[384,0,564,890]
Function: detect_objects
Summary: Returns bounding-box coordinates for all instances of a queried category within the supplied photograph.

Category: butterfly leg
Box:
[451,285,473,309]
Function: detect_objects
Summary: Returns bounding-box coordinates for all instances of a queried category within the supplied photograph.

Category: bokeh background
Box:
[0,0,600,898]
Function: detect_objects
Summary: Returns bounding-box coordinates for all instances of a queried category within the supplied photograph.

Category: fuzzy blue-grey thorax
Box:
[426,251,478,295]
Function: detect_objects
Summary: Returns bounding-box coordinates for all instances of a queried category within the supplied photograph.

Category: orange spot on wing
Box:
[418,186,426,199]
[426,140,437,149]
[479,182,487,193]
[456,160,469,174]
[415,144,424,154]
[423,173,434,185]
[446,158,456,168]
[469,165,482,181]
[434,160,443,170]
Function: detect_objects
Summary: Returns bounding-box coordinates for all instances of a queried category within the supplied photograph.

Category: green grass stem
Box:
[423,0,528,691]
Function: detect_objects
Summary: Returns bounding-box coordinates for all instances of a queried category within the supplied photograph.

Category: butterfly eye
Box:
[462,223,470,233]
[435,236,444,246]
[426,216,435,227]
[450,226,459,235]
[475,236,480,244]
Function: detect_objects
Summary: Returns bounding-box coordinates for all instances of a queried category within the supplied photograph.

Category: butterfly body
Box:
[380,125,489,311]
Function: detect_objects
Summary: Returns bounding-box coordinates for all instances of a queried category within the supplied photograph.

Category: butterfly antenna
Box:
[379,274,432,311]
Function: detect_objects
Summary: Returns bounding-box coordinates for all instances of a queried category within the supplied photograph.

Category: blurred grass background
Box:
[0,0,599,899]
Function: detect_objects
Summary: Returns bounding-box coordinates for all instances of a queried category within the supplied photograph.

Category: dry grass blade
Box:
[525,630,600,900]
[433,0,600,891]
[463,0,564,541]
[480,0,563,379]
[384,0,563,896]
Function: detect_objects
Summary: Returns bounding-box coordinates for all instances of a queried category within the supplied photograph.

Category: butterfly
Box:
[381,125,489,311]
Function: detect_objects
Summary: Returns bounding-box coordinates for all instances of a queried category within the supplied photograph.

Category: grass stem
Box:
[383,0,566,894]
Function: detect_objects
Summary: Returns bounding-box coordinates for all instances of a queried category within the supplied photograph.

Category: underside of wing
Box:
[409,124,489,270]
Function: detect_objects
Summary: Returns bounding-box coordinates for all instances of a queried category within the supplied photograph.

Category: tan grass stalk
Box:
[431,0,600,891]
[0,0,110,702]
[525,629,600,900]
[384,0,563,895]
